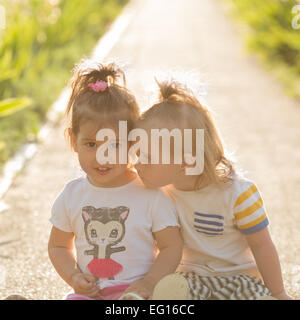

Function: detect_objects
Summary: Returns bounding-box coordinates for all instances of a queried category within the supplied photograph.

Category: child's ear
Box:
[69,128,78,152]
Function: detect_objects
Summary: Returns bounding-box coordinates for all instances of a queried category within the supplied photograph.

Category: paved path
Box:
[0,0,299,299]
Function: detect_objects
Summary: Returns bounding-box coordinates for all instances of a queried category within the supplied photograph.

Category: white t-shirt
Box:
[165,174,269,278]
[50,176,179,289]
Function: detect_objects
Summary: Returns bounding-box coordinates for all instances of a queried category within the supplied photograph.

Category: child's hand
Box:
[123,278,155,300]
[70,272,101,298]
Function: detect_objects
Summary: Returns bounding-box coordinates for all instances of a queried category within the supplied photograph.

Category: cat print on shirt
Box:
[82,205,129,280]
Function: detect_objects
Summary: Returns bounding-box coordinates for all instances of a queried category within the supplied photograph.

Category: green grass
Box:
[221,0,300,99]
[0,0,128,172]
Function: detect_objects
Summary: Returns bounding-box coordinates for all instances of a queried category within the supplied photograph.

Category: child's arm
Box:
[48,226,100,297]
[123,226,183,299]
[245,227,293,300]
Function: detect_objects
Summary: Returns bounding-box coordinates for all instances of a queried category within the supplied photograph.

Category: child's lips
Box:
[95,166,112,175]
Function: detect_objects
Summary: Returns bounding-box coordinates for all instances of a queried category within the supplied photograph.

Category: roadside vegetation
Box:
[222,0,300,98]
[0,0,128,171]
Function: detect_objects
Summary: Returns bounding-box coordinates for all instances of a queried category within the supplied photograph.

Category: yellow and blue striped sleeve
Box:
[233,182,269,235]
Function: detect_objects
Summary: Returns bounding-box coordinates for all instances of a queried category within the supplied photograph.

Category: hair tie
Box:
[88,80,108,92]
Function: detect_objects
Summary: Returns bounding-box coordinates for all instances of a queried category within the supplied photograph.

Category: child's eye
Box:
[85,142,97,148]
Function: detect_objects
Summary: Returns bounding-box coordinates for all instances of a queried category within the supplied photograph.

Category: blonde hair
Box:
[65,59,140,146]
[138,78,235,190]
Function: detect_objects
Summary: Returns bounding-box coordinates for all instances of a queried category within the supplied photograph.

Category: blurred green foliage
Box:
[0,0,128,171]
[224,0,300,97]
[0,97,32,118]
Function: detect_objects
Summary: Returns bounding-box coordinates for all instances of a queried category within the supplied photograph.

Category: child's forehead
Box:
[79,120,119,138]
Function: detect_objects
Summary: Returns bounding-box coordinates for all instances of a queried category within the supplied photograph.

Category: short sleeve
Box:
[233,181,269,235]
[50,185,72,233]
[151,190,180,233]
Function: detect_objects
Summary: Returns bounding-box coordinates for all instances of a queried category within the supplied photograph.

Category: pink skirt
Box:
[64,283,130,300]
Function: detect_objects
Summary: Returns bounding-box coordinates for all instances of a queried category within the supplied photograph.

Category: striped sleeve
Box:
[233,181,269,235]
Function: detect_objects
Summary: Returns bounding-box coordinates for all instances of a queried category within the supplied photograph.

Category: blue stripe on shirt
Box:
[194,212,224,220]
[238,218,269,235]
[194,218,224,227]
[193,225,224,233]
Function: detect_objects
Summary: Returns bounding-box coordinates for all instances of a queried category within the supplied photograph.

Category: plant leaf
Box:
[0,97,32,118]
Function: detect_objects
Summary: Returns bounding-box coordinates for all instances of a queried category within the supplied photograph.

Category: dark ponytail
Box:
[155,77,200,107]
[66,60,127,117]
[65,59,139,142]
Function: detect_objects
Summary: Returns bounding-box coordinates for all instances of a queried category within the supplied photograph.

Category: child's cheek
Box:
[154,168,168,184]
